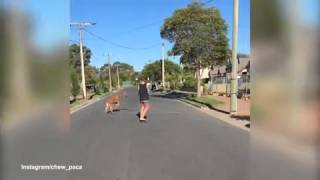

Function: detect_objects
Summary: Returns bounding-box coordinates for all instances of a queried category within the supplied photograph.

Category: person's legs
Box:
[139,102,146,120]
[109,104,113,113]
[142,103,150,118]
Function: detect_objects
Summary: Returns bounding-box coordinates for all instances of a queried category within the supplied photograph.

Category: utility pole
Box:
[116,64,120,89]
[161,43,165,90]
[70,22,96,99]
[230,0,239,113]
[108,53,113,92]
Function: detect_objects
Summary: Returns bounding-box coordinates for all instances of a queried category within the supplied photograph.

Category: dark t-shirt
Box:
[139,83,149,101]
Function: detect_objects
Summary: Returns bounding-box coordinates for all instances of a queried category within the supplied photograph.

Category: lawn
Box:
[186,96,224,108]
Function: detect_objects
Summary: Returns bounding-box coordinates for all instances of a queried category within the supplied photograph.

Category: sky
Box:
[2,0,249,71]
[70,0,251,71]
[12,0,319,71]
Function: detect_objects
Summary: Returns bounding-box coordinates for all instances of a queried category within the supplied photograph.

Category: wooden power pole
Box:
[70,22,96,99]
[108,53,113,92]
[230,0,239,113]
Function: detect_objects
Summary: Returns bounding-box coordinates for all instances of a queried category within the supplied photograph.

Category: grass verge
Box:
[180,98,207,108]
[185,96,224,109]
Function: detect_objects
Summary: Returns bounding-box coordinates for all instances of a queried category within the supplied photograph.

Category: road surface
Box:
[2,87,249,180]
[2,87,318,180]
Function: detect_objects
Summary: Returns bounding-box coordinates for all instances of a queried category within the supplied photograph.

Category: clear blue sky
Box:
[70,0,251,71]
[17,0,250,71]
[17,0,318,71]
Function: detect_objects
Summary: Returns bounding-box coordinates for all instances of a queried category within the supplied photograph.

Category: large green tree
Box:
[70,68,80,99]
[69,44,97,97]
[113,61,135,82]
[161,2,229,96]
[69,43,92,73]
[100,61,135,88]
[141,60,182,89]
[85,65,99,85]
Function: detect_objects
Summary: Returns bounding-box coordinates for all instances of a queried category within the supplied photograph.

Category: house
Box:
[197,67,211,79]
[207,54,250,96]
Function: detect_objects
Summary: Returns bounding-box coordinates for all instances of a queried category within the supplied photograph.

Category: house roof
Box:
[209,55,250,76]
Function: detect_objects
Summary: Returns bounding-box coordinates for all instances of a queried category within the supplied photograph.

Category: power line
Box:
[84,29,161,50]
[69,39,79,44]
[111,20,163,37]
[203,0,214,4]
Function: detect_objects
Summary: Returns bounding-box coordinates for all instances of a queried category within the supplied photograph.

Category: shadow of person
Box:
[136,112,147,119]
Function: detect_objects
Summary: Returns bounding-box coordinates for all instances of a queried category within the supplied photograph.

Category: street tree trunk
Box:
[196,67,201,97]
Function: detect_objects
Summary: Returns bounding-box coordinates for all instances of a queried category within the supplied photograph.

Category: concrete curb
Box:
[70,95,107,114]
[179,98,206,109]
[179,98,229,114]
[177,98,250,132]
[170,90,232,114]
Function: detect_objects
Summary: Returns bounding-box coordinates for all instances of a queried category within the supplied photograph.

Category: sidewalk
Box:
[178,99,250,131]
[206,95,250,117]
[152,90,250,130]
[172,90,250,118]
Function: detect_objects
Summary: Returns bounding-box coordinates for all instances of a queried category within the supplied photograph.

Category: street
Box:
[69,87,249,180]
[2,87,249,180]
[2,0,319,179]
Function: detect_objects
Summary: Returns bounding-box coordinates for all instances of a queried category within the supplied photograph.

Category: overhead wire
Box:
[111,20,163,37]
[203,0,214,5]
[84,29,161,50]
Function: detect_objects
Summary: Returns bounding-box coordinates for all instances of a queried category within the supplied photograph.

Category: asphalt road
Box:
[68,87,249,180]
[2,87,249,180]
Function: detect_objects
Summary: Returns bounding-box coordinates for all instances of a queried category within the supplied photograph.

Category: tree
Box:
[70,68,80,99]
[100,61,135,87]
[69,43,92,74]
[131,72,140,85]
[141,60,182,89]
[69,44,101,96]
[161,2,229,96]
[97,74,107,93]
[85,65,99,85]
[113,61,135,83]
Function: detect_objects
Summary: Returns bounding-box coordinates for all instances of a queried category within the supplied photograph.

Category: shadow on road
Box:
[152,91,251,122]
[106,108,129,114]
[151,91,190,99]
[116,108,129,111]
[136,112,147,119]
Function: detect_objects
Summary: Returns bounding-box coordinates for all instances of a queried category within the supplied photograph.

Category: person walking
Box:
[146,81,152,94]
[138,79,150,122]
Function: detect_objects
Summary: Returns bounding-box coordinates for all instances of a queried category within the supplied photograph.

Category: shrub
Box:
[70,69,80,99]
